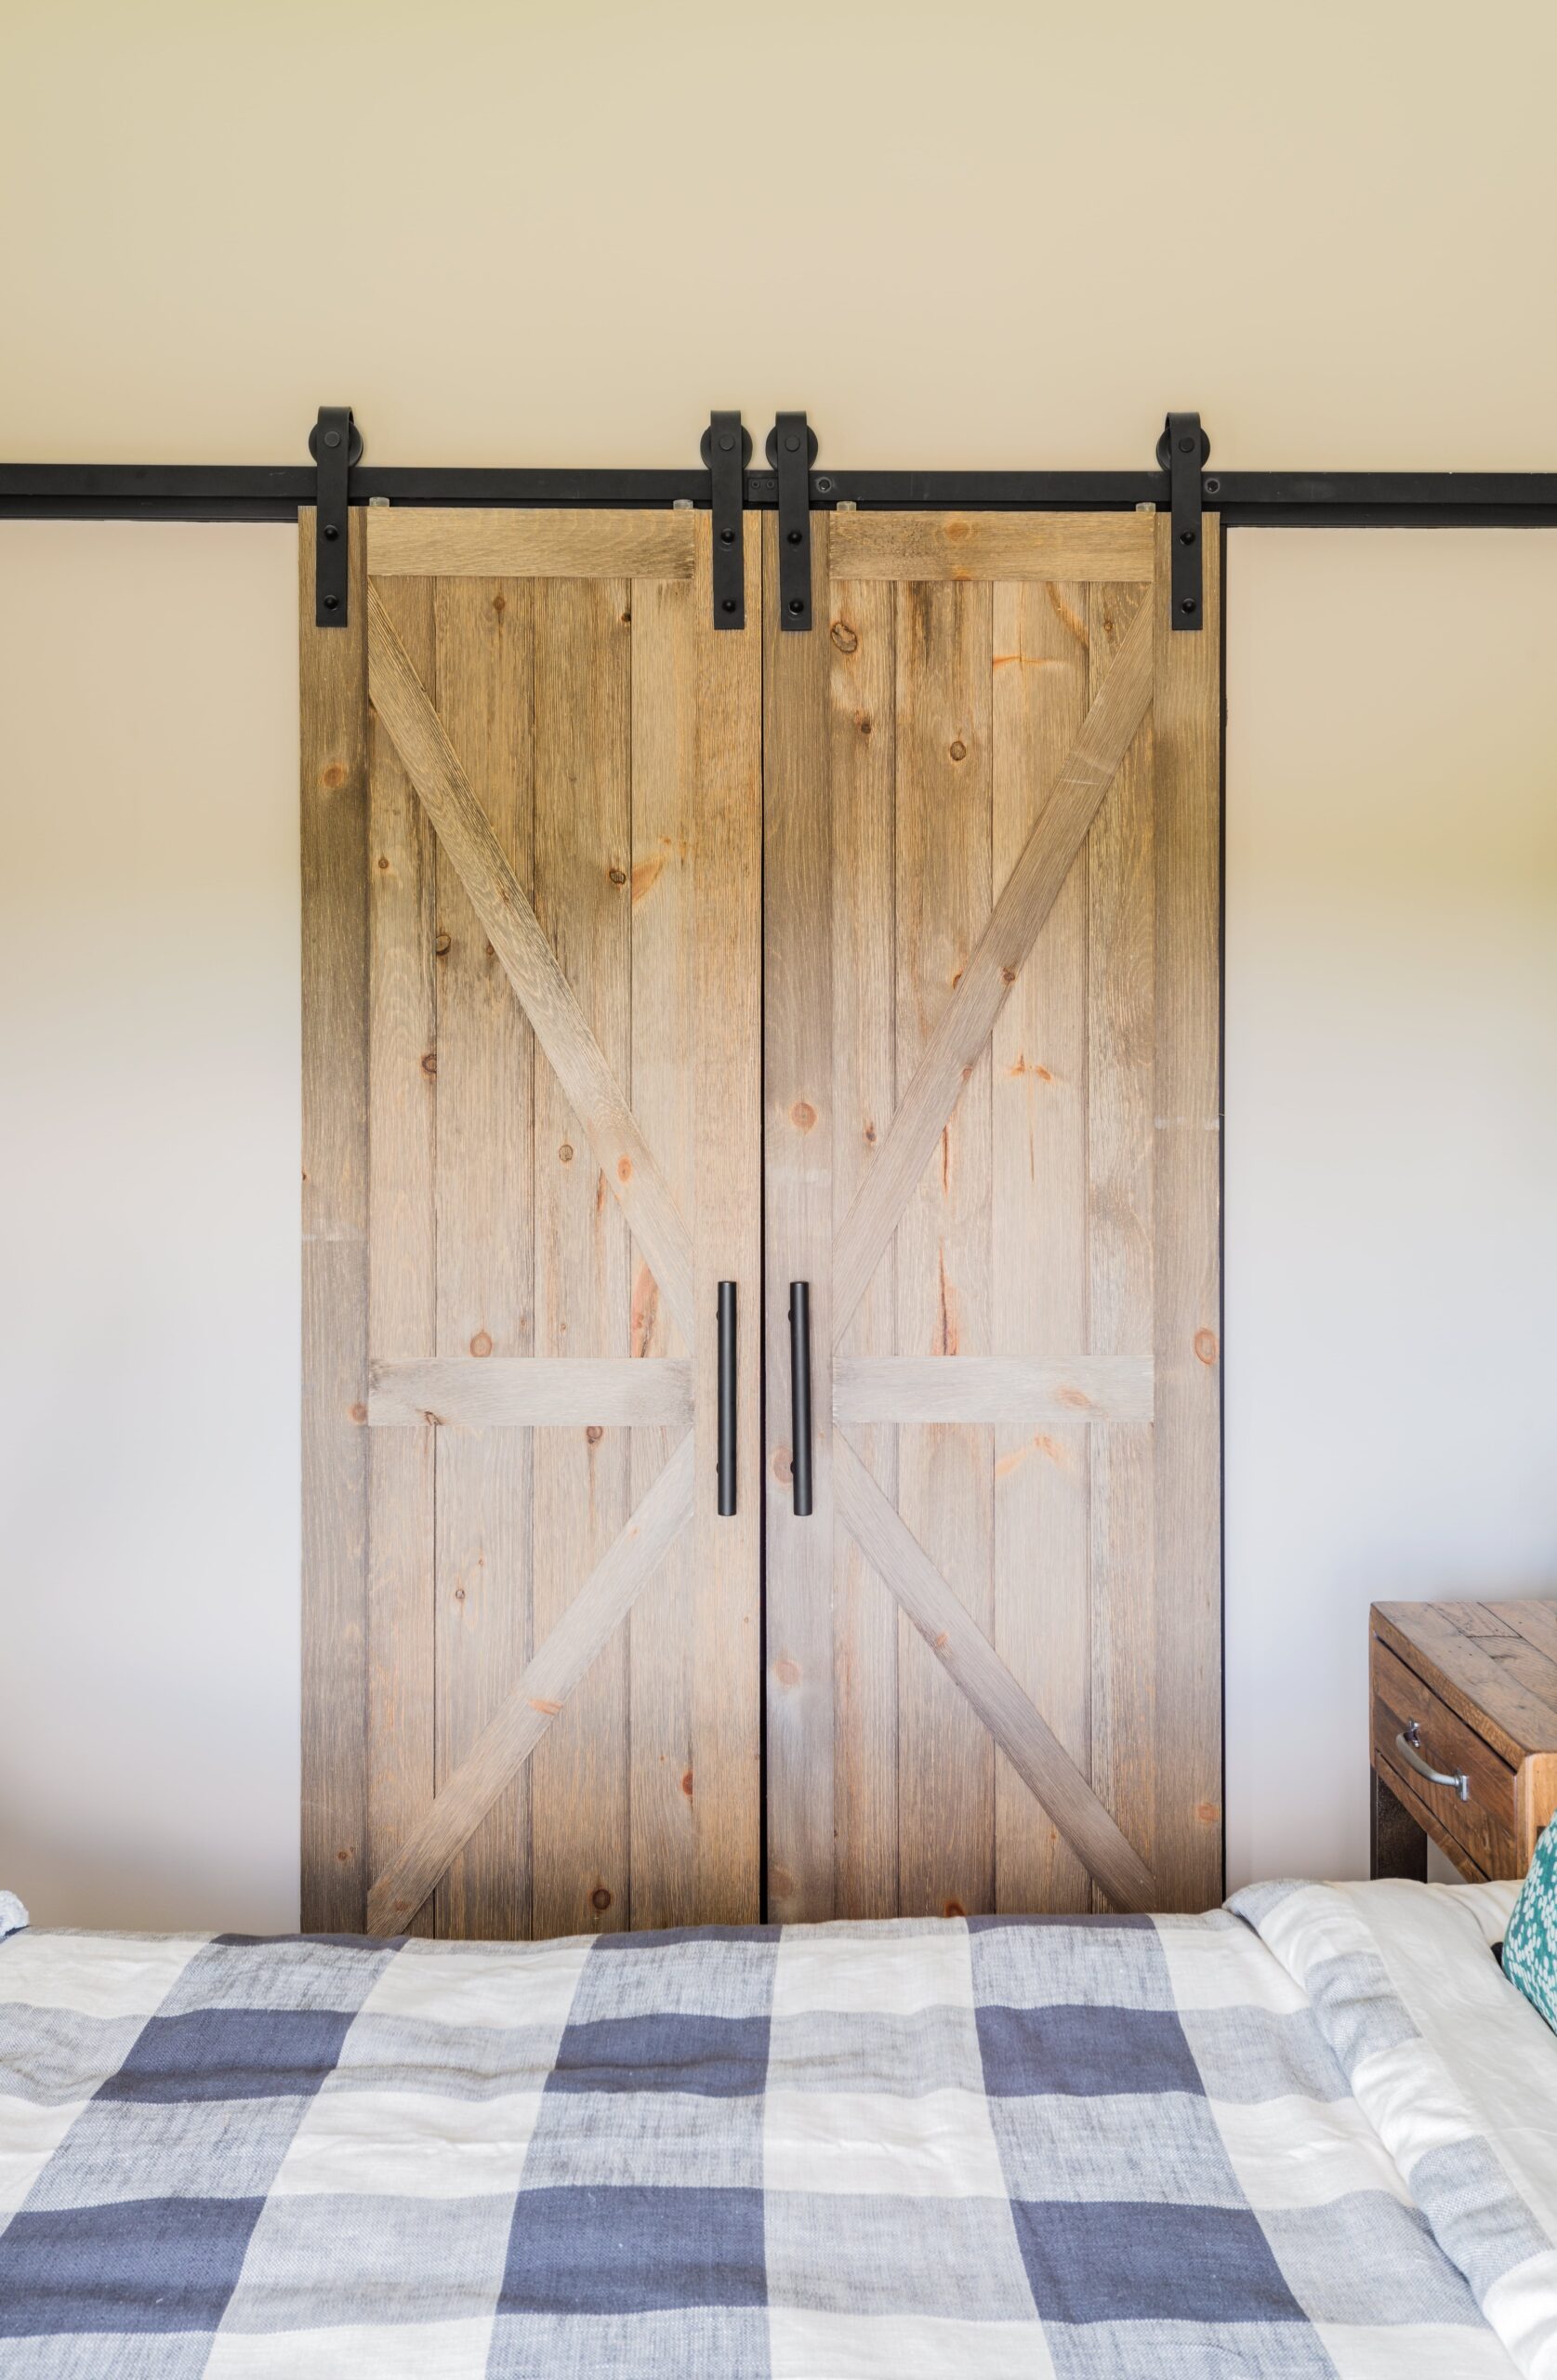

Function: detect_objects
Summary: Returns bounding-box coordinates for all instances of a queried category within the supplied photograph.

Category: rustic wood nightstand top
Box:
[1370,1600,1557,1882]
[1373,1601,1557,1766]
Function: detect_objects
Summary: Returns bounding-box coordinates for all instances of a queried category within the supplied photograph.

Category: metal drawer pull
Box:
[1395,1721,1469,1802]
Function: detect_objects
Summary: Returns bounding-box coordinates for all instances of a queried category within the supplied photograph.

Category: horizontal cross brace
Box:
[369,1356,692,1428]
[834,1355,1153,1426]
[4,463,1557,525]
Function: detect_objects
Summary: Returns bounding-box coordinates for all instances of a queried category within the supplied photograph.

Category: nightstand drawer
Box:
[1371,1634,1519,1877]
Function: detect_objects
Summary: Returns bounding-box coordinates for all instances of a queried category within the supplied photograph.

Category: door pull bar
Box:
[717,1282,737,1517]
[789,1281,813,1517]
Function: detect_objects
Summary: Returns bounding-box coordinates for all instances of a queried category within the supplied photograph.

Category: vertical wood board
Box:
[430,576,535,1938]
[299,509,370,1933]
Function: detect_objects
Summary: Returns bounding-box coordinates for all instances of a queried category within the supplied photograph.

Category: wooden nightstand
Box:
[1370,1602,1557,1882]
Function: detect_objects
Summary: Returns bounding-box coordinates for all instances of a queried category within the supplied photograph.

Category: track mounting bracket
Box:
[701,411,750,629]
[1157,411,1208,629]
[767,412,817,631]
[310,406,361,627]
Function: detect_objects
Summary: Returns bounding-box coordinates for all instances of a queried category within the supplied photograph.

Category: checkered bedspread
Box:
[0,1904,1524,2377]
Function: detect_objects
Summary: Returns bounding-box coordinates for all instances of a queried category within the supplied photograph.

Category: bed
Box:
[1,1879,1554,2377]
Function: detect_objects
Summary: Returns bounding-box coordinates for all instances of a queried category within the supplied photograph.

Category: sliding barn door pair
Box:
[301,506,1221,1938]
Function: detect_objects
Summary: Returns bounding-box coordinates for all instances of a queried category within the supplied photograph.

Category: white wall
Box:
[1225,532,1557,1888]
[4,0,1555,473]
[0,524,302,1931]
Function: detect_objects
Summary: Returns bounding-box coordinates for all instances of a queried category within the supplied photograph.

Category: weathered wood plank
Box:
[370,1356,692,1429]
[893,575,995,1920]
[829,512,1154,584]
[833,1436,1158,1912]
[529,575,634,1938]
[990,574,1092,1914]
[626,562,700,1928]
[1494,1601,1557,1681]
[763,514,838,1924]
[365,574,439,1937]
[1433,1600,1522,1640]
[828,575,900,1919]
[428,577,534,1937]
[1087,580,1157,1912]
[835,1355,1152,1425]
[831,593,1155,1342]
[366,585,696,1346]
[365,1435,696,1934]
[429,575,534,1937]
[368,509,696,581]
[299,509,370,1932]
[690,513,763,1924]
[1150,515,1223,1909]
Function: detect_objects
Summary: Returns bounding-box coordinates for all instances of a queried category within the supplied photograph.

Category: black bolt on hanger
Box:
[768,412,817,629]
[1157,411,1207,629]
[701,411,750,629]
[310,406,361,626]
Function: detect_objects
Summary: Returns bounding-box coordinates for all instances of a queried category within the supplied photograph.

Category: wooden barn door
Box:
[765,510,1221,1920]
[301,509,761,1938]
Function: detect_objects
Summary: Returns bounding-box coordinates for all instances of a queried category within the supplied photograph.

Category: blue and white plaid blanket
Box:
[0,1892,1543,2376]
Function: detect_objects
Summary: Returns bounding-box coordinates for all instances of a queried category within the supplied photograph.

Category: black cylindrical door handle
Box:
[717,1281,737,1517]
[789,1281,813,1517]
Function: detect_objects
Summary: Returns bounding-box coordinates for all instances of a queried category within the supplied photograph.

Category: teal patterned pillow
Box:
[1502,1821,1557,2030]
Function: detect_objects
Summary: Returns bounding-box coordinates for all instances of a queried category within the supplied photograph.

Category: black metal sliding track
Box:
[4,462,1557,527]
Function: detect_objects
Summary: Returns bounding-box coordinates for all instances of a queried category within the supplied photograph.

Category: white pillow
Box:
[0,1892,29,1939]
